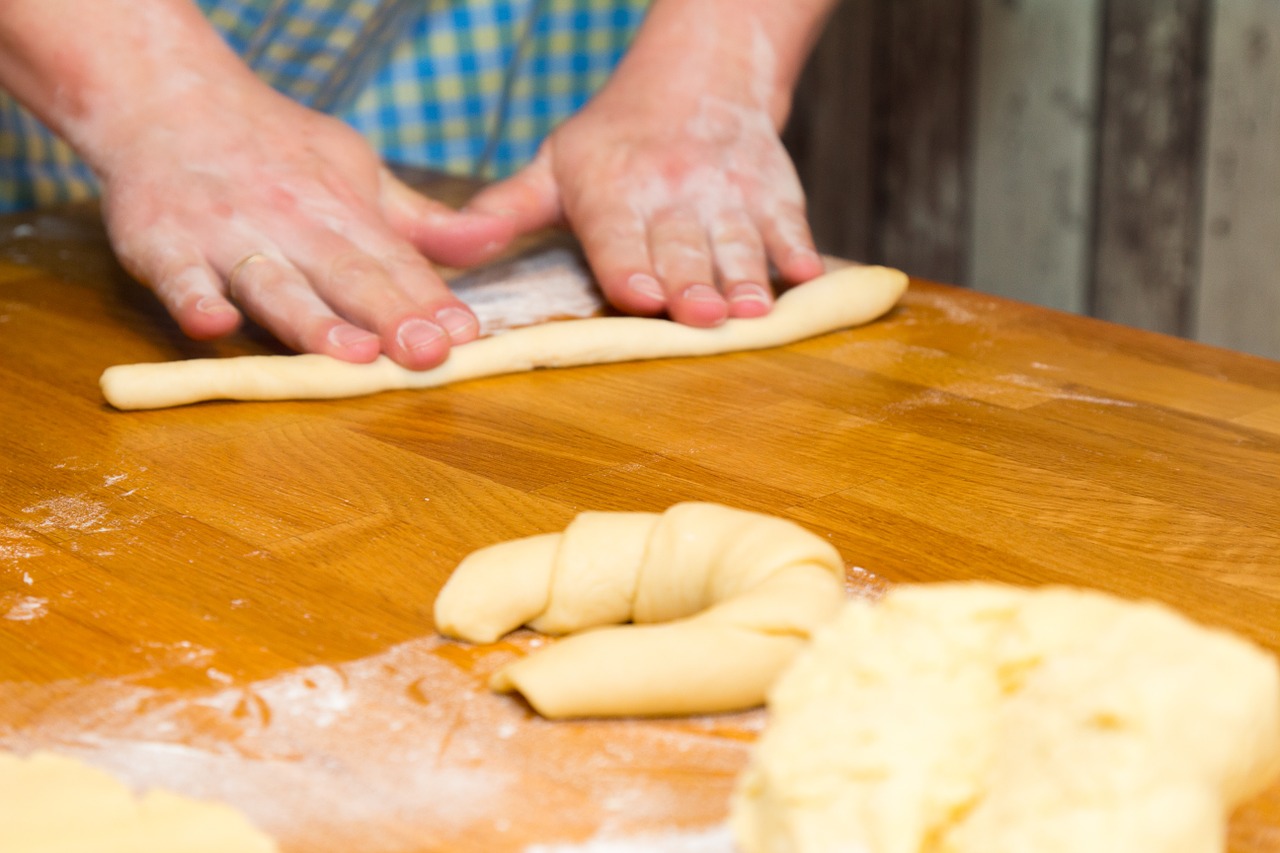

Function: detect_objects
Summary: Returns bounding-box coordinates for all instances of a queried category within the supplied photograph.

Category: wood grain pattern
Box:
[1,197,1279,852]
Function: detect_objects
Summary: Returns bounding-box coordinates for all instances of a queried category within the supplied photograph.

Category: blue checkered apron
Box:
[0,0,648,211]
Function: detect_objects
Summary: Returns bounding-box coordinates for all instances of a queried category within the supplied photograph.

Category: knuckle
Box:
[710,217,762,250]
[326,251,387,290]
[715,242,766,279]
[154,265,214,305]
[581,218,643,248]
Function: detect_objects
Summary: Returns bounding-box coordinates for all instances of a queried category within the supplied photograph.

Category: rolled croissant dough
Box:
[731,582,1280,853]
[100,264,907,410]
[433,503,848,719]
[0,750,278,852]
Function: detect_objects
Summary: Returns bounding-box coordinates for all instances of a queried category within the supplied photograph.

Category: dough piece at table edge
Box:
[100,264,908,410]
[0,750,279,852]
[433,503,848,719]
[730,582,1280,853]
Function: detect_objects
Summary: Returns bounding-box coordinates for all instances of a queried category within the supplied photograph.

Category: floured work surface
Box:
[2,199,1280,851]
[0,631,801,852]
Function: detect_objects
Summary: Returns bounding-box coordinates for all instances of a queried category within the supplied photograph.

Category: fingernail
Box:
[328,324,377,348]
[396,318,446,353]
[627,273,664,302]
[729,282,771,305]
[682,283,722,303]
[435,307,478,342]
[196,297,237,315]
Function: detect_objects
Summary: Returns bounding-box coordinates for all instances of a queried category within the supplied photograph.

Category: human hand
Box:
[95,82,513,369]
[461,87,824,328]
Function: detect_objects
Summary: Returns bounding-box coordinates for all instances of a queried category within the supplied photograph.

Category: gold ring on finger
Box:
[227,252,269,290]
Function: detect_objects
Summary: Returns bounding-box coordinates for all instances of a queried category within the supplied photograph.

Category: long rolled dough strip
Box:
[100,264,907,410]
[433,503,848,719]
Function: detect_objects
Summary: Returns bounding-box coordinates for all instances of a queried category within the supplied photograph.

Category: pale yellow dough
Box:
[0,751,278,852]
[731,582,1280,853]
[100,264,907,410]
[433,503,847,718]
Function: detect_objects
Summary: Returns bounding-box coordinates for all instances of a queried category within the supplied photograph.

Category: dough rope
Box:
[100,264,907,410]
[433,503,848,719]
[731,582,1280,853]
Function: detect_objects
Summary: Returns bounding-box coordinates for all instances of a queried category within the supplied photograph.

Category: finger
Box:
[379,170,515,268]
[111,230,244,341]
[708,208,772,319]
[224,252,383,364]
[758,199,824,285]
[282,231,477,369]
[160,264,244,340]
[324,219,483,348]
[462,147,563,236]
[571,206,666,317]
[647,207,727,328]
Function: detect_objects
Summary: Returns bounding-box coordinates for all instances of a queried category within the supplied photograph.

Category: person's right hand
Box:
[96,81,513,369]
[0,0,514,369]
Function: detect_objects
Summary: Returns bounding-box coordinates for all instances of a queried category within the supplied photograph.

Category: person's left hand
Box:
[457,81,824,328]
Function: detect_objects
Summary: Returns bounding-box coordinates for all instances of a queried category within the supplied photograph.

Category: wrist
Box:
[85,68,283,182]
[0,0,260,176]
[606,0,835,129]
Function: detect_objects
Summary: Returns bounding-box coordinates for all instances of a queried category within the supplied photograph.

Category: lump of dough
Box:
[0,750,278,853]
[433,503,848,718]
[730,582,1280,853]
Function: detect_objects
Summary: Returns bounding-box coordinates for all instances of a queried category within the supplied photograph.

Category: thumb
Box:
[378,169,516,268]
[463,146,564,237]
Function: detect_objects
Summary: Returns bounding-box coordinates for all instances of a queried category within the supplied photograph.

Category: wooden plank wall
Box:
[786,0,1280,360]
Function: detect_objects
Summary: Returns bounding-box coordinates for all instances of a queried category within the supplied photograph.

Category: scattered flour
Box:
[3,594,48,622]
[20,495,111,532]
[0,634,763,853]
[989,373,1137,408]
[0,526,44,561]
[138,640,217,671]
[846,565,888,600]
[903,289,986,325]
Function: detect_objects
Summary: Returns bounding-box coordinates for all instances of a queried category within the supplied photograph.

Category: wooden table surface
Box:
[1,182,1279,852]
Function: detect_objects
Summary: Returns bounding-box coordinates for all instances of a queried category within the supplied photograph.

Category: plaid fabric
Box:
[0,0,648,212]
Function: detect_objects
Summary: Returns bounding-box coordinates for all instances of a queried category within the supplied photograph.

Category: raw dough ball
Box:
[434,503,848,718]
[730,582,1280,853]
[0,750,278,852]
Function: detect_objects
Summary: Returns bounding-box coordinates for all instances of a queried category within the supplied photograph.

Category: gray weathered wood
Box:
[968,0,1104,313]
[875,0,976,285]
[784,0,877,263]
[1196,0,1280,359]
[1092,0,1208,337]
[783,0,1279,360]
